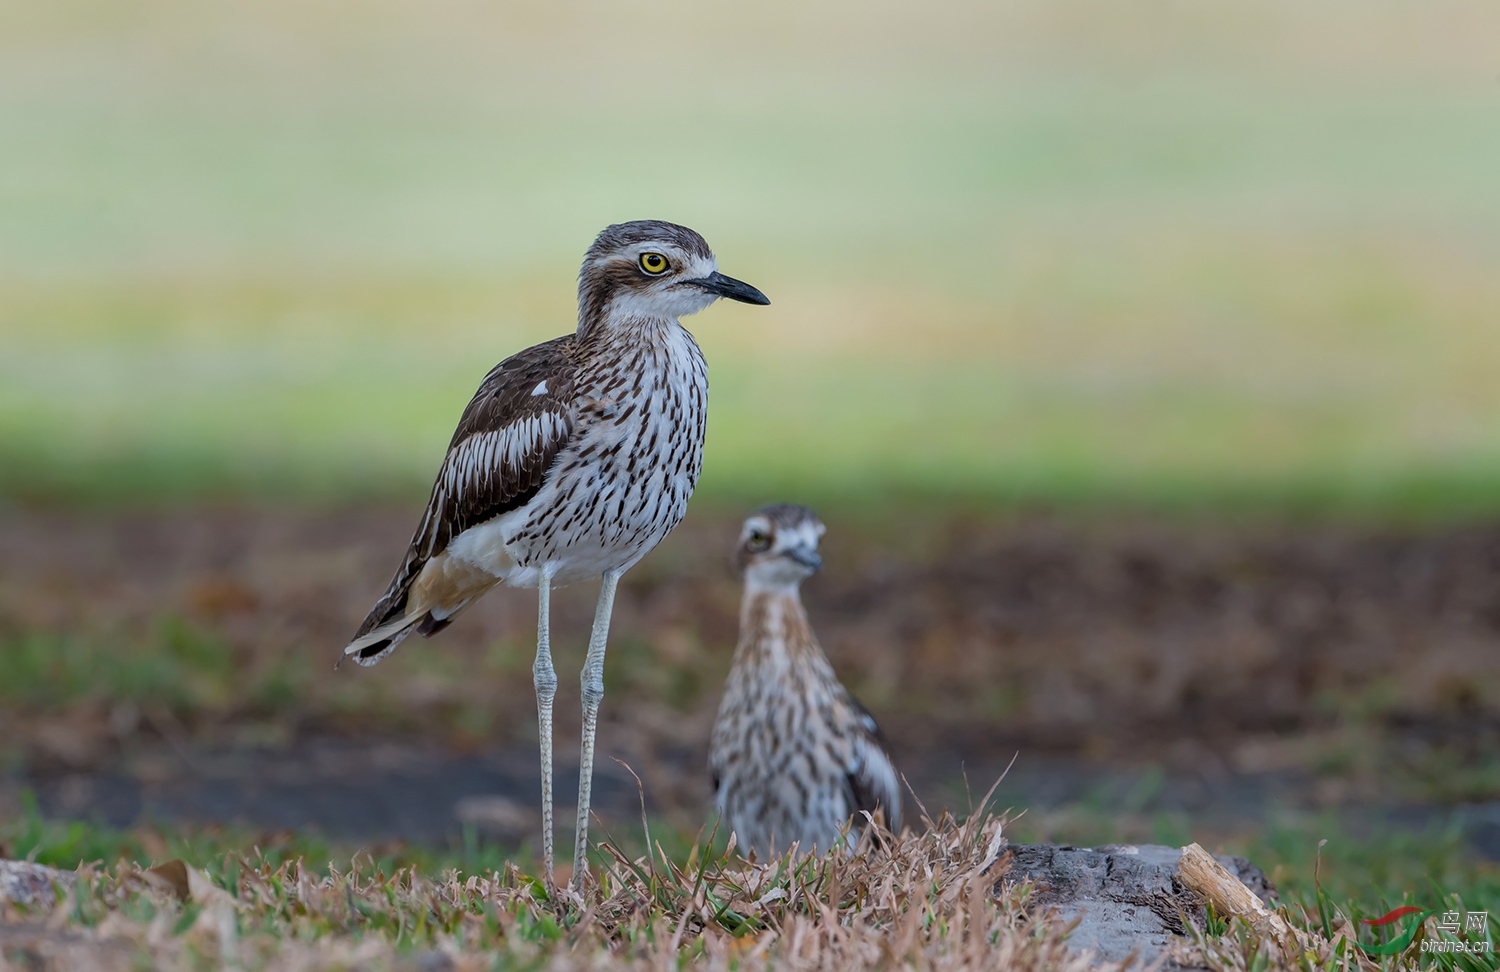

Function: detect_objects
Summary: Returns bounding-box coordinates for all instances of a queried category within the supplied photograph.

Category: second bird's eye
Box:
[747,530,770,551]
[639,252,669,275]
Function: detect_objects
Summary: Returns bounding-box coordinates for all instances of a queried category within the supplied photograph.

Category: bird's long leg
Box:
[572,568,621,889]
[532,570,558,889]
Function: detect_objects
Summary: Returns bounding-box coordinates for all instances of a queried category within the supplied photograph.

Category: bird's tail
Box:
[341,613,424,668]
[341,548,498,668]
[340,594,478,668]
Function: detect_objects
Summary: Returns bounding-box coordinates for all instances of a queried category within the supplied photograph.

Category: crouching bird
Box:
[341,221,769,889]
[710,505,901,857]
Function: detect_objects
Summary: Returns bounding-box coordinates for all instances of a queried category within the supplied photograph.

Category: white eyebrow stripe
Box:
[531,381,548,397]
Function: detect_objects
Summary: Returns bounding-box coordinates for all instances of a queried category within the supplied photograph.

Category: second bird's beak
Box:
[689,271,770,305]
[787,547,823,573]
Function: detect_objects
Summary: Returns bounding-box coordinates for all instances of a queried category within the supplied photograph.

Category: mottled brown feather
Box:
[711,586,902,855]
[350,337,581,656]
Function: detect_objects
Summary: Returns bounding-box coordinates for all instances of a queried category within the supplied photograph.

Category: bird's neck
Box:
[735,585,824,669]
[576,313,707,395]
[577,305,679,346]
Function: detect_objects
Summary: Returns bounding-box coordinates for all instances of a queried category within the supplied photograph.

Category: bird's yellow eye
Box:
[747,529,771,552]
[639,252,669,275]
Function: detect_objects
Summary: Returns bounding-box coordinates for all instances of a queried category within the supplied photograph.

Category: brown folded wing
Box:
[346,336,580,662]
[844,694,903,836]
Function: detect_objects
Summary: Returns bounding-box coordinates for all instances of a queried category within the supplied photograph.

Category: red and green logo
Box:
[1360,906,1433,955]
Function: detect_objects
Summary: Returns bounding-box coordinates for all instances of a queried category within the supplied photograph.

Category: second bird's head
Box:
[577,220,769,329]
[736,504,825,591]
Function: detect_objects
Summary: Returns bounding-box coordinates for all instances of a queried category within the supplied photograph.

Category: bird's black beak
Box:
[689,271,770,305]
[787,548,823,573]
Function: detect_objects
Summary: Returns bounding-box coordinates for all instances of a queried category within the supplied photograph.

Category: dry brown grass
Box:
[0,810,1084,971]
[5,802,1394,972]
[10,800,1466,972]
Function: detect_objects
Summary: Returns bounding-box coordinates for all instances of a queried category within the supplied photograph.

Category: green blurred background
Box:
[5,0,1500,513]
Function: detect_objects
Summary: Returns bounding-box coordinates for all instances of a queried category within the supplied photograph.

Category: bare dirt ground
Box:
[2,505,1498,852]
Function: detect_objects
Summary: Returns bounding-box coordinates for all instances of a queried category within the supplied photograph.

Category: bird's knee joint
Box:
[580,675,605,705]
[534,666,558,696]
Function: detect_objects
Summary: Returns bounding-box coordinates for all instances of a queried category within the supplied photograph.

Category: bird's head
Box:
[577,220,769,333]
[736,504,825,592]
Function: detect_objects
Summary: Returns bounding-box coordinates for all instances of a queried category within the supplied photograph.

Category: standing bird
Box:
[341,221,769,888]
[710,505,901,857]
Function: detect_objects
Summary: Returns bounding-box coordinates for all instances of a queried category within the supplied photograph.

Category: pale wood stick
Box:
[1177,843,1379,971]
[1178,843,1297,951]
[1176,840,1284,942]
